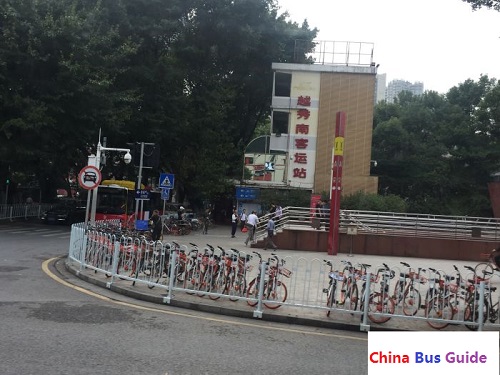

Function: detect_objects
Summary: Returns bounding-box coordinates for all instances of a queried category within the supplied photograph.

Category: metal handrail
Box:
[253,207,500,242]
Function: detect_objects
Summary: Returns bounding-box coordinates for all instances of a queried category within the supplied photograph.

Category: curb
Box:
[59,257,395,333]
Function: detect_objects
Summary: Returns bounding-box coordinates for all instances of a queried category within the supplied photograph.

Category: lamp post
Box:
[88,139,132,224]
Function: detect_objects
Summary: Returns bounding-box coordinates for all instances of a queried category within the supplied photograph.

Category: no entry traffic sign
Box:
[78,165,102,190]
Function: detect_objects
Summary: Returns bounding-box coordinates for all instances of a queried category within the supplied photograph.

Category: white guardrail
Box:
[0,203,51,221]
[67,221,500,331]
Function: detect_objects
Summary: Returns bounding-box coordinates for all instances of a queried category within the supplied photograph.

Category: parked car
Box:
[41,199,87,225]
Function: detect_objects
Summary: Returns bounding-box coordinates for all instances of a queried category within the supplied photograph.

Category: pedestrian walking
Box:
[240,209,247,230]
[244,210,259,246]
[315,199,323,229]
[322,200,330,230]
[203,207,211,234]
[263,217,278,250]
[231,208,238,238]
[149,209,162,241]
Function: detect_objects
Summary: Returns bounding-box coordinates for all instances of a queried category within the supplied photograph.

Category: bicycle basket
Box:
[329,271,344,281]
[279,266,292,278]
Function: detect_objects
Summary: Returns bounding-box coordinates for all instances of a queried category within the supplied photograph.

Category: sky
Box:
[277,0,500,93]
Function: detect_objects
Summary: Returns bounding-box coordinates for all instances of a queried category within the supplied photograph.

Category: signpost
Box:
[78,164,102,229]
[328,111,346,256]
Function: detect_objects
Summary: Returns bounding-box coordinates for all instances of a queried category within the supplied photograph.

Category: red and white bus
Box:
[94,180,161,227]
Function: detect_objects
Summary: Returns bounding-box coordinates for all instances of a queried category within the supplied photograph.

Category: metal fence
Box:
[67,222,500,331]
[253,207,500,242]
[0,203,51,221]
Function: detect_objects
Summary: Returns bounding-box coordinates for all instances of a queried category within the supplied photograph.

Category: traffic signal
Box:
[6,178,9,185]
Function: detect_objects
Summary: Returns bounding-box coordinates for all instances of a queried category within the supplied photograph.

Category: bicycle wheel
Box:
[326,283,336,317]
[102,247,114,278]
[367,292,395,324]
[225,273,247,302]
[464,300,488,331]
[147,257,167,289]
[263,280,287,309]
[403,286,421,316]
[246,278,259,306]
[208,271,225,300]
[117,255,136,279]
[425,297,453,330]
[474,262,494,280]
[348,283,359,311]
[338,279,351,306]
[196,271,210,297]
[393,280,404,305]
[183,267,200,295]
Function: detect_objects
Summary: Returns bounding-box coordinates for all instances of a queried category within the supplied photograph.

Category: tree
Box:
[372,77,500,216]
[0,0,317,205]
[462,0,500,11]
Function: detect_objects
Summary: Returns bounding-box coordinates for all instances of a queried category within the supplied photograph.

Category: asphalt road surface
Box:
[0,221,368,374]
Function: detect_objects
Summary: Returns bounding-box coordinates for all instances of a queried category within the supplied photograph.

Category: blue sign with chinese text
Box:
[135,189,151,200]
[236,187,260,200]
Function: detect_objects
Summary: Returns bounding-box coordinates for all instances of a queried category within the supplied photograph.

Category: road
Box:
[0,221,368,374]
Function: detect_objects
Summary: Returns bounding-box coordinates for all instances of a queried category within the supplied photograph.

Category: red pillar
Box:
[328,112,346,255]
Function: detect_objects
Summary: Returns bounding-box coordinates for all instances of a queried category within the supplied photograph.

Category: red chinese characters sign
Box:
[291,96,312,180]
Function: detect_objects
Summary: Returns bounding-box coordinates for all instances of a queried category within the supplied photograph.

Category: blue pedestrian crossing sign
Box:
[159,173,175,189]
[161,188,170,200]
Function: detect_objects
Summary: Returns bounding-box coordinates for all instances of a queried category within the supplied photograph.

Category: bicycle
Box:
[464,267,499,330]
[392,261,426,316]
[116,237,151,280]
[246,252,291,309]
[224,248,253,302]
[474,249,499,281]
[364,263,395,324]
[146,240,188,289]
[322,260,347,317]
[425,265,468,330]
[182,244,202,294]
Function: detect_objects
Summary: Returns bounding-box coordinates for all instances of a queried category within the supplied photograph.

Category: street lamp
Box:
[87,139,131,225]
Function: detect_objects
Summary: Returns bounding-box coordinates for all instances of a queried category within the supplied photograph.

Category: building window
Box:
[272,111,289,135]
[274,72,291,97]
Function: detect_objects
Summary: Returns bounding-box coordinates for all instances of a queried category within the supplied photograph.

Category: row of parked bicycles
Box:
[83,226,498,329]
[322,258,499,330]
[85,234,292,309]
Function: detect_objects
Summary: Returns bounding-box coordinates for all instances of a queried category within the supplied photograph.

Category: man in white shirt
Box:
[244,210,259,246]
[231,208,238,238]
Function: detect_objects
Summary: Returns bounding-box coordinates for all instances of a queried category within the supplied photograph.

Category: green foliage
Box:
[0,0,317,203]
[462,0,500,11]
[258,188,311,210]
[372,76,500,216]
[341,191,408,212]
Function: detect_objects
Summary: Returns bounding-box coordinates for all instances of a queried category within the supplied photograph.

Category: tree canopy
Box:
[462,0,500,11]
[0,0,317,206]
[372,76,500,216]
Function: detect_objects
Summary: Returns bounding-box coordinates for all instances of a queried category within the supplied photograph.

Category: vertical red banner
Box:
[328,112,346,255]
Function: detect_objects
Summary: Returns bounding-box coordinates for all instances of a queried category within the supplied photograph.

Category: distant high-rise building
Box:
[386,79,424,103]
[375,73,386,103]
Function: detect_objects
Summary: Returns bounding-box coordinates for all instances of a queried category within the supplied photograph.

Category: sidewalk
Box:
[64,223,496,332]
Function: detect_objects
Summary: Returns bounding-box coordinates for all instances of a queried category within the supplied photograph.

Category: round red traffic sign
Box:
[78,165,102,190]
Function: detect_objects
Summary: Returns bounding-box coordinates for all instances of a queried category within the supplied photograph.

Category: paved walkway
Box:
[64,223,499,332]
